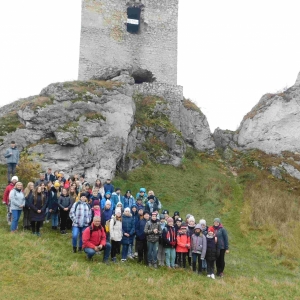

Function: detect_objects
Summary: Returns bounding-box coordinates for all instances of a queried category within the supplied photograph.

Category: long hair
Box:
[34,186,45,206]
[24,182,34,198]
[94,179,102,188]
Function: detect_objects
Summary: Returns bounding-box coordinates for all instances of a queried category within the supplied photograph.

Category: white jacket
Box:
[110,216,122,241]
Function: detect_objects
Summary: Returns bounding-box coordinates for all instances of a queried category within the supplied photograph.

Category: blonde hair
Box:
[24,182,34,197]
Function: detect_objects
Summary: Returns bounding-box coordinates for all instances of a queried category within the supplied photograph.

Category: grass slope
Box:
[0,155,299,299]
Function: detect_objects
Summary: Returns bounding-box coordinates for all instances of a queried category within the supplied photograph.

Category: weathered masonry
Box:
[78,0,179,85]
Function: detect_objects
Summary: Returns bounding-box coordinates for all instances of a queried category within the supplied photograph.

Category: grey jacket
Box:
[9,188,25,210]
[144,220,162,243]
[4,147,20,164]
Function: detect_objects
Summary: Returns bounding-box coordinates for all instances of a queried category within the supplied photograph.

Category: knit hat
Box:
[214,218,221,223]
[188,216,195,222]
[105,200,111,206]
[11,176,18,181]
[80,192,87,198]
[208,226,215,233]
[54,182,60,187]
[167,217,173,223]
[105,191,111,195]
[160,214,165,220]
[140,188,146,193]
[162,210,169,214]
[148,195,155,200]
[93,200,100,206]
[124,207,130,213]
[176,217,182,222]
[116,202,123,207]
[151,211,158,216]
[173,211,180,216]
[186,214,191,220]
[199,219,206,226]
[195,224,202,230]
[115,208,122,215]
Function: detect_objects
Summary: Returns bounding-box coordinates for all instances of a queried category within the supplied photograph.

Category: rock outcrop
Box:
[0,70,215,182]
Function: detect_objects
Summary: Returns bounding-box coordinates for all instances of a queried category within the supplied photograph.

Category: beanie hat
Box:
[188,216,195,223]
[214,218,221,223]
[186,214,191,220]
[162,210,169,214]
[124,207,130,213]
[173,211,180,216]
[93,200,100,206]
[80,192,87,198]
[167,217,174,223]
[195,224,202,230]
[115,208,122,215]
[11,176,18,181]
[176,217,182,222]
[140,188,146,193]
[54,182,60,188]
[208,226,215,233]
[105,200,111,206]
[199,219,206,226]
[151,211,158,216]
[148,195,155,200]
[160,214,165,220]
[105,191,111,195]
[116,201,123,207]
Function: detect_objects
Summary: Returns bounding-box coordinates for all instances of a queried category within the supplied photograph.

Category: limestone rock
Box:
[280,162,300,180]
[269,166,282,179]
[213,128,238,150]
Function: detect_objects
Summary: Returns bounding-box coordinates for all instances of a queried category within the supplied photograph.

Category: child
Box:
[128,204,138,259]
[176,224,190,268]
[90,189,101,207]
[136,197,145,211]
[187,216,196,267]
[191,224,207,275]
[157,214,166,266]
[199,219,208,271]
[162,217,177,268]
[110,208,122,262]
[162,209,169,220]
[91,200,101,223]
[205,226,219,279]
[58,188,72,234]
[135,211,150,264]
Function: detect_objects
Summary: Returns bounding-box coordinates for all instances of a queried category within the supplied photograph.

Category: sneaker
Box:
[45,220,50,223]
[153,263,158,269]
[121,259,126,262]
[207,275,211,278]
[127,255,134,260]
[211,274,215,279]
[148,262,152,267]
[133,252,138,258]
[112,257,117,263]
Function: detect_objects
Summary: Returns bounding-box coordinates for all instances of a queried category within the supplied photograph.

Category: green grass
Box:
[0,155,300,299]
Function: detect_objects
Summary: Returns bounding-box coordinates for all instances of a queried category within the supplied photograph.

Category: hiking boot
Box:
[78,247,82,252]
[112,257,117,263]
[73,247,77,253]
[148,262,152,268]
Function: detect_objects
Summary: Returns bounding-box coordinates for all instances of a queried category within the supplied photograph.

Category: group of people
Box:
[3,167,229,279]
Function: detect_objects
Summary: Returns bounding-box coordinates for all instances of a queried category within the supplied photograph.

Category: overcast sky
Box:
[0,0,299,131]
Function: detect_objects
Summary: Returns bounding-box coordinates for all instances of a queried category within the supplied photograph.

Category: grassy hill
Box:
[0,152,300,299]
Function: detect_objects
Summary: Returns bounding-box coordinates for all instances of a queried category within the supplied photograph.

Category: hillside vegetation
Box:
[0,150,300,299]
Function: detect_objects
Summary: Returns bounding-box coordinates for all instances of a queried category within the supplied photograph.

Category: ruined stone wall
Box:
[79,0,179,85]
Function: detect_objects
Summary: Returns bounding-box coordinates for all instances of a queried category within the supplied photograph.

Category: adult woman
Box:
[213,218,229,277]
[29,186,48,236]
[9,181,25,232]
[94,179,104,198]
[23,182,34,230]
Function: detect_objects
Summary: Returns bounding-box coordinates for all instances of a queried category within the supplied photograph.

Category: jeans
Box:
[72,226,87,247]
[121,244,129,259]
[84,243,111,261]
[165,248,176,267]
[52,213,58,227]
[11,210,22,231]
[147,241,158,263]
[7,163,17,182]
[202,258,207,269]
[192,253,203,273]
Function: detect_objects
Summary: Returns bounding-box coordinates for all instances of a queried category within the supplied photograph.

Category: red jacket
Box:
[82,224,106,249]
[176,233,190,253]
[3,183,15,205]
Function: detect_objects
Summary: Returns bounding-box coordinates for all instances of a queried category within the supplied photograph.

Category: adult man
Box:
[104,178,114,194]
[4,141,20,183]
[3,176,18,205]
[82,216,111,262]
[69,192,92,253]
[34,173,46,187]
[45,168,55,183]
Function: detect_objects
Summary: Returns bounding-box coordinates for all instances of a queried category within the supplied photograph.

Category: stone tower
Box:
[78,0,179,85]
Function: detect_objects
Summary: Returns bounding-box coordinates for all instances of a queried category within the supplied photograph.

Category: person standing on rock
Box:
[4,141,20,184]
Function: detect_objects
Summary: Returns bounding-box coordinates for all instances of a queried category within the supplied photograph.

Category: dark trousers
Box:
[207,259,215,275]
[23,208,31,229]
[216,249,226,275]
[31,221,42,233]
[111,240,121,259]
[60,210,69,231]
[136,239,147,263]
[7,163,17,182]
[192,253,203,273]
[177,252,187,268]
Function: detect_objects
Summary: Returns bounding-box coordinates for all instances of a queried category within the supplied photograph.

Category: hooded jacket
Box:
[121,213,135,245]
[9,188,25,210]
[213,223,229,250]
[144,219,162,243]
[82,223,106,249]
[110,215,122,242]
[4,146,20,164]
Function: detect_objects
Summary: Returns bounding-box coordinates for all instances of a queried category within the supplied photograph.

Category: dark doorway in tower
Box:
[127,7,141,33]
[132,69,156,84]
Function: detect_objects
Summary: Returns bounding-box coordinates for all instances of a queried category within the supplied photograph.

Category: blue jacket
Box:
[122,195,136,210]
[131,205,139,227]
[135,217,147,241]
[104,183,114,194]
[121,214,135,245]
[100,195,114,212]
[4,147,20,164]
[111,192,123,208]
[101,208,113,228]
[214,224,229,250]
